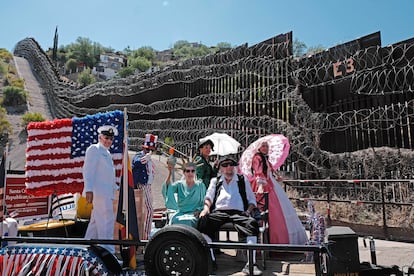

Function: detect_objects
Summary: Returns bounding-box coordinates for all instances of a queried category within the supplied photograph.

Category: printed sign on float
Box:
[5,175,49,219]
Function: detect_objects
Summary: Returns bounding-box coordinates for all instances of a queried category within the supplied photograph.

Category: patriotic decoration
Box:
[142,134,158,149]
[25,111,124,197]
[305,200,326,262]
[50,193,76,218]
[0,244,145,275]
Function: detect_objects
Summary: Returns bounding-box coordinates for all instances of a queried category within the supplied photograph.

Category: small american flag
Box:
[25,111,124,197]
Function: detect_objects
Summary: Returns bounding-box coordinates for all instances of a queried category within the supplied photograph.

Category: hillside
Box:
[5,56,53,171]
[6,57,169,209]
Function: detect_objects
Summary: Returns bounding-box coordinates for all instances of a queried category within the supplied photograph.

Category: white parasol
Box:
[199,132,240,156]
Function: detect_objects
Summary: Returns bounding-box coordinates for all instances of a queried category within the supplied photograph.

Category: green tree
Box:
[77,68,96,87]
[72,37,96,68]
[117,66,135,78]
[172,40,213,60]
[59,39,114,70]
[173,40,191,49]
[307,45,325,55]
[66,37,110,69]
[21,112,45,129]
[193,44,210,56]
[216,42,232,49]
[129,56,151,72]
[215,42,232,51]
[65,58,78,73]
[2,86,28,106]
[132,46,156,62]
[57,46,68,65]
[293,38,307,57]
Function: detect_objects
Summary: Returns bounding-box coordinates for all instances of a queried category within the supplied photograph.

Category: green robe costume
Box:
[162,179,206,227]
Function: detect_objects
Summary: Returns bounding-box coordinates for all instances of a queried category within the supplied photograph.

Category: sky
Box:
[1,0,413,53]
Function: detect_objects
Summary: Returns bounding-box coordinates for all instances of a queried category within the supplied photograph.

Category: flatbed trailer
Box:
[1,224,328,276]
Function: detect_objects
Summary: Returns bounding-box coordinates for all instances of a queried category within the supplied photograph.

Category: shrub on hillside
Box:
[129,56,151,72]
[117,66,135,78]
[0,48,12,63]
[21,112,45,129]
[65,58,78,73]
[2,86,28,106]
[0,106,12,136]
[4,72,18,86]
[7,65,17,75]
[77,68,96,87]
[0,60,7,76]
[8,77,25,89]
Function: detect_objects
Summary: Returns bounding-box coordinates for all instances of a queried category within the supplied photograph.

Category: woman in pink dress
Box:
[250,141,308,245]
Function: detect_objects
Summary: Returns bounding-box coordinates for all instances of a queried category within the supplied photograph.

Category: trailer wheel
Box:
[144,224,209,276]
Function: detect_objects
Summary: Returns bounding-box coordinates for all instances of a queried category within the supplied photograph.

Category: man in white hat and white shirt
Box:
[83,125,118,254]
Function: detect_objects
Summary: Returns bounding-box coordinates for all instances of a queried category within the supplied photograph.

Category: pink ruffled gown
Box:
[250,153,308,245]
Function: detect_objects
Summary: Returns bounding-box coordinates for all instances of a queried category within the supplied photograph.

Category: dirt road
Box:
[5,56,54,171]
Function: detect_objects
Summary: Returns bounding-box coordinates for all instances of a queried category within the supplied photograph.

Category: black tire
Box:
[144,224,209,276]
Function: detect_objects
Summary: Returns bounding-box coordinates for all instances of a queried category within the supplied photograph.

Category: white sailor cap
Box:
[97,125,118,137]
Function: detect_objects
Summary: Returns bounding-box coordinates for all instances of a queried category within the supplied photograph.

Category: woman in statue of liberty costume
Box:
[162,162,206,228]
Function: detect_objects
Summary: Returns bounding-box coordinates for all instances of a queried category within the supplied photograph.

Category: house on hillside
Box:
[92,52,127,80]
[155,49,173,63]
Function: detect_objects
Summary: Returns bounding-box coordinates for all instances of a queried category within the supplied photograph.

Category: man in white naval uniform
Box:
[83,125,118,254]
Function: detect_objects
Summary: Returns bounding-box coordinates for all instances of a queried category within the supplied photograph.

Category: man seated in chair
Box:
[197,156,263,276]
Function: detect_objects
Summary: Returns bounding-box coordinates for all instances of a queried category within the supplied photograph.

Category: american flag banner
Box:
[0,244,145,275]
[25,111,124,197]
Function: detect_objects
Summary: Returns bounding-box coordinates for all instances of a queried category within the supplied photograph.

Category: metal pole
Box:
[248,249,254,275]
[123,108,129,237]
[326,183,332,226]
[363,236,377,265]
[369,236,377,265]
[380,181,389,239]
[313,250,322,276]
[1,144,7,235]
